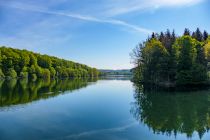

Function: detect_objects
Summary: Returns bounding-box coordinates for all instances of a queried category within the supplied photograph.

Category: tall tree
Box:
[131,29,209,87]
[184,28,191,36]
[174,36,196,71]
[194,28,203,42]
[203,30,209,41]
[195,42,207,66]
[141,39,168,84]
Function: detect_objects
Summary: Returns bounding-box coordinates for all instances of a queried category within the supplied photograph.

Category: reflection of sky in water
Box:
[0,79,210,140]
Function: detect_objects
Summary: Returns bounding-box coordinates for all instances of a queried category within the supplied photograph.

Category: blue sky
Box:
[0,0,209,69]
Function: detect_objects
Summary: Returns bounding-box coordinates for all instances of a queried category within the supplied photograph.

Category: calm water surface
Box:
[0,79,210,140]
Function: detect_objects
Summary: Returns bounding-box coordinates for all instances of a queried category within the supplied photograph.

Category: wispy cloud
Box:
[104,0,205,16]
[1,0,204,33]
[0,2,153,34]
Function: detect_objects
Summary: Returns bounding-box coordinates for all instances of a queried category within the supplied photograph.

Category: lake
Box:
[0,78,210,140]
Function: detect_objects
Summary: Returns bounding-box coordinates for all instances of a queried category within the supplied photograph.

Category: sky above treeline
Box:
[0,0,209,69]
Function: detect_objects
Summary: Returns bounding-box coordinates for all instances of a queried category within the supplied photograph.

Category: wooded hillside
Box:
[0,47,99,79]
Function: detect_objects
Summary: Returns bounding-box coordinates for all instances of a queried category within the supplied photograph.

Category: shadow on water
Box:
[0,78,97,107]
[131,83,210,139]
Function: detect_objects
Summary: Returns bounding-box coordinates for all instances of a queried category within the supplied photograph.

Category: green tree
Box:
[193,28,203,42]
[183,28,191,36]
[141,39,168,84]
[131,29,209,87]
[37,55,51,68]
[6,68,17,78]
[41,69,50,79]
[35,65,43,78]
[173,36,197,84]
[0,49,2,68]
[0,46,100,79]
[195,42,207,66]
[204,40,210,62]
[203,30,208,41]
[29,53,37,65]
[60,68,69,78]
[0,68,5,78]
[204,39,210,72]
[49,67,56,78]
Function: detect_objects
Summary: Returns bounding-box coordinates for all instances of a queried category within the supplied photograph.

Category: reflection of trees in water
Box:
[131,83,210,139]
[0,78,97,107]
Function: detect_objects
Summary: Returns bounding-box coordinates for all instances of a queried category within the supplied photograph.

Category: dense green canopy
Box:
[0,47,99,79]
[131,28,210,87]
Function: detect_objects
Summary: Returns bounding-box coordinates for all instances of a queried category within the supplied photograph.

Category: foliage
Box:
[131,85,210,139]
[208,71,210,79]
[131,28,210,86]
[41,69,51,79]
[6,68,17,78]
[204,40,210,62]
[20,71,28,78]
[141,39,168,84]
[0,47,99,79]
[0,69,4,78]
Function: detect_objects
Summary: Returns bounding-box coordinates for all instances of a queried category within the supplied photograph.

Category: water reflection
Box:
[0,78,97,107]
[131,84,210,139]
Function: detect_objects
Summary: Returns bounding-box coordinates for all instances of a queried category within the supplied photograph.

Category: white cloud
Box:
[1,0,204,33]
[0,2,153,34]
[104,0,205,16]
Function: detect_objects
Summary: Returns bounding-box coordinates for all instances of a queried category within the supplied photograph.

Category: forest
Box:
[131,28,210,87]
[0,47,99,80]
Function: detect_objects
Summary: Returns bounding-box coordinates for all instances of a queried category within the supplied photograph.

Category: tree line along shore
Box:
[131,28,210,87]
[0,47,99,80]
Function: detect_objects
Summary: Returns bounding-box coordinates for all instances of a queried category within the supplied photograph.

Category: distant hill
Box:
[0,46,99,79]
[99,69,132,76]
